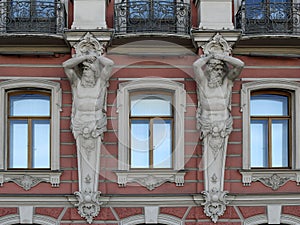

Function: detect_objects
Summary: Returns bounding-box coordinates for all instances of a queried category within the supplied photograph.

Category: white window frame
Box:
[0,79,62,190]
[115,78,186,190]
[240,80,300,189]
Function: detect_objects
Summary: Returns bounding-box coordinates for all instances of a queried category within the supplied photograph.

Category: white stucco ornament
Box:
[63,32,114,224]
[193,33,244,223]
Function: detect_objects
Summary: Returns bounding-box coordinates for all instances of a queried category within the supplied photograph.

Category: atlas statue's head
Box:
[206,58,228,88]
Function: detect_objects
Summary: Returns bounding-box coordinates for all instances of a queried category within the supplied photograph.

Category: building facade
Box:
[0,0,300,224]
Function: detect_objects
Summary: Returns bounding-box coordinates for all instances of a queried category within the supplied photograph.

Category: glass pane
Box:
[245,0,265,19]
[251,120,268,167]
[131,94,172,116]
[128,0,150,19]
[250,94,288,116]
[272,120,289,167]
[10,93,50,116]
[11,0,30,18]
[35,0,55,18]
[269,0,289,20]
[131,120,150,168]
[32,120,50,168]
[153,119,172,168]
[153,0,174,19]
[9,120,28,168]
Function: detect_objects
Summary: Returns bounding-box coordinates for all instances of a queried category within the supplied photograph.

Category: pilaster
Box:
[195,0,234,30]
[72,0,108,29]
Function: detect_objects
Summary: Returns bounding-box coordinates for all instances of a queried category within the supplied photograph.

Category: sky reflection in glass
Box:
[10,94,50,116]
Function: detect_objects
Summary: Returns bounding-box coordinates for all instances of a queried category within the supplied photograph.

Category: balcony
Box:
[114,0,191,36]
[236,0,300,35]
[0,0,66,34]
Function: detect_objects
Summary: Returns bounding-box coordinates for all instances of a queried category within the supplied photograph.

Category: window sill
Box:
[115,170,186,191]
[0,170,62,190]
[240,169,300,190]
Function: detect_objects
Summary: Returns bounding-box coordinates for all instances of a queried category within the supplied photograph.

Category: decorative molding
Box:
[116,171,186,191]
[64,30,113,48]
[202,33,232,56]
[74,190,102,224]
[191,30,241,49]
[240,170,300,190]
[74,32,106,57]
[202,189,228,223]
[0,172,61,190]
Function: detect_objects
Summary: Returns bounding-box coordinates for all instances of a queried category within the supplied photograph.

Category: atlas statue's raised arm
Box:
[214,54,244,81]
[193,54,213,84]
[62,55,95,85]
[95,55,114,81]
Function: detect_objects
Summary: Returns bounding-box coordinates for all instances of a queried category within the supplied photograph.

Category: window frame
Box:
[240,80,300,189]
[250,90,292,169]
[115,78,186,190]
[0,79,62,189]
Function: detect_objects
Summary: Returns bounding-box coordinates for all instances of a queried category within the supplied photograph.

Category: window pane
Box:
[131,120,150,168]
[272,120,289,167]
[153,119,172,168]
[131,94,172,116]
[32,120,50,168]
[128,0,149,19]
[245,0,265,19]
[9,120,28,168]
[11,0,30,18]
[251,120,268,167]
[36,0,55,18]
[10,93,50,116]
[269,0,290,20]
[153,0,174,19]
[250,94,288,116]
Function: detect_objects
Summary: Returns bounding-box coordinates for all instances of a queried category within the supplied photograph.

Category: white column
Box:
[198,0,234,30]
[72,0,107,29]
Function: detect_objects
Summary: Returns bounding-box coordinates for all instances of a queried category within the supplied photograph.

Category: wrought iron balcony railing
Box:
[114,0,191,35]
[236,0,300,35]
[0,0,66,34]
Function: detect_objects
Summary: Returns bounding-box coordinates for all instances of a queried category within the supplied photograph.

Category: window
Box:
[8,91,51,169]
[0,80,62,189]
[115,79,186,190]
[130,92,173,169]
[240,80,300,189]
[244,0,292,33]
[250,91,291,168]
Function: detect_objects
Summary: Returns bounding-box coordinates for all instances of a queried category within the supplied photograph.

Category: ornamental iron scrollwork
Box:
[236,0,300,35]
[0,0,66,33]
[114,0,191,35]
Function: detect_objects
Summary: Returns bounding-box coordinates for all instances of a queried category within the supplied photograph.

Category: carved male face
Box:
[81,61,96,87]
[206,59,227,88]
